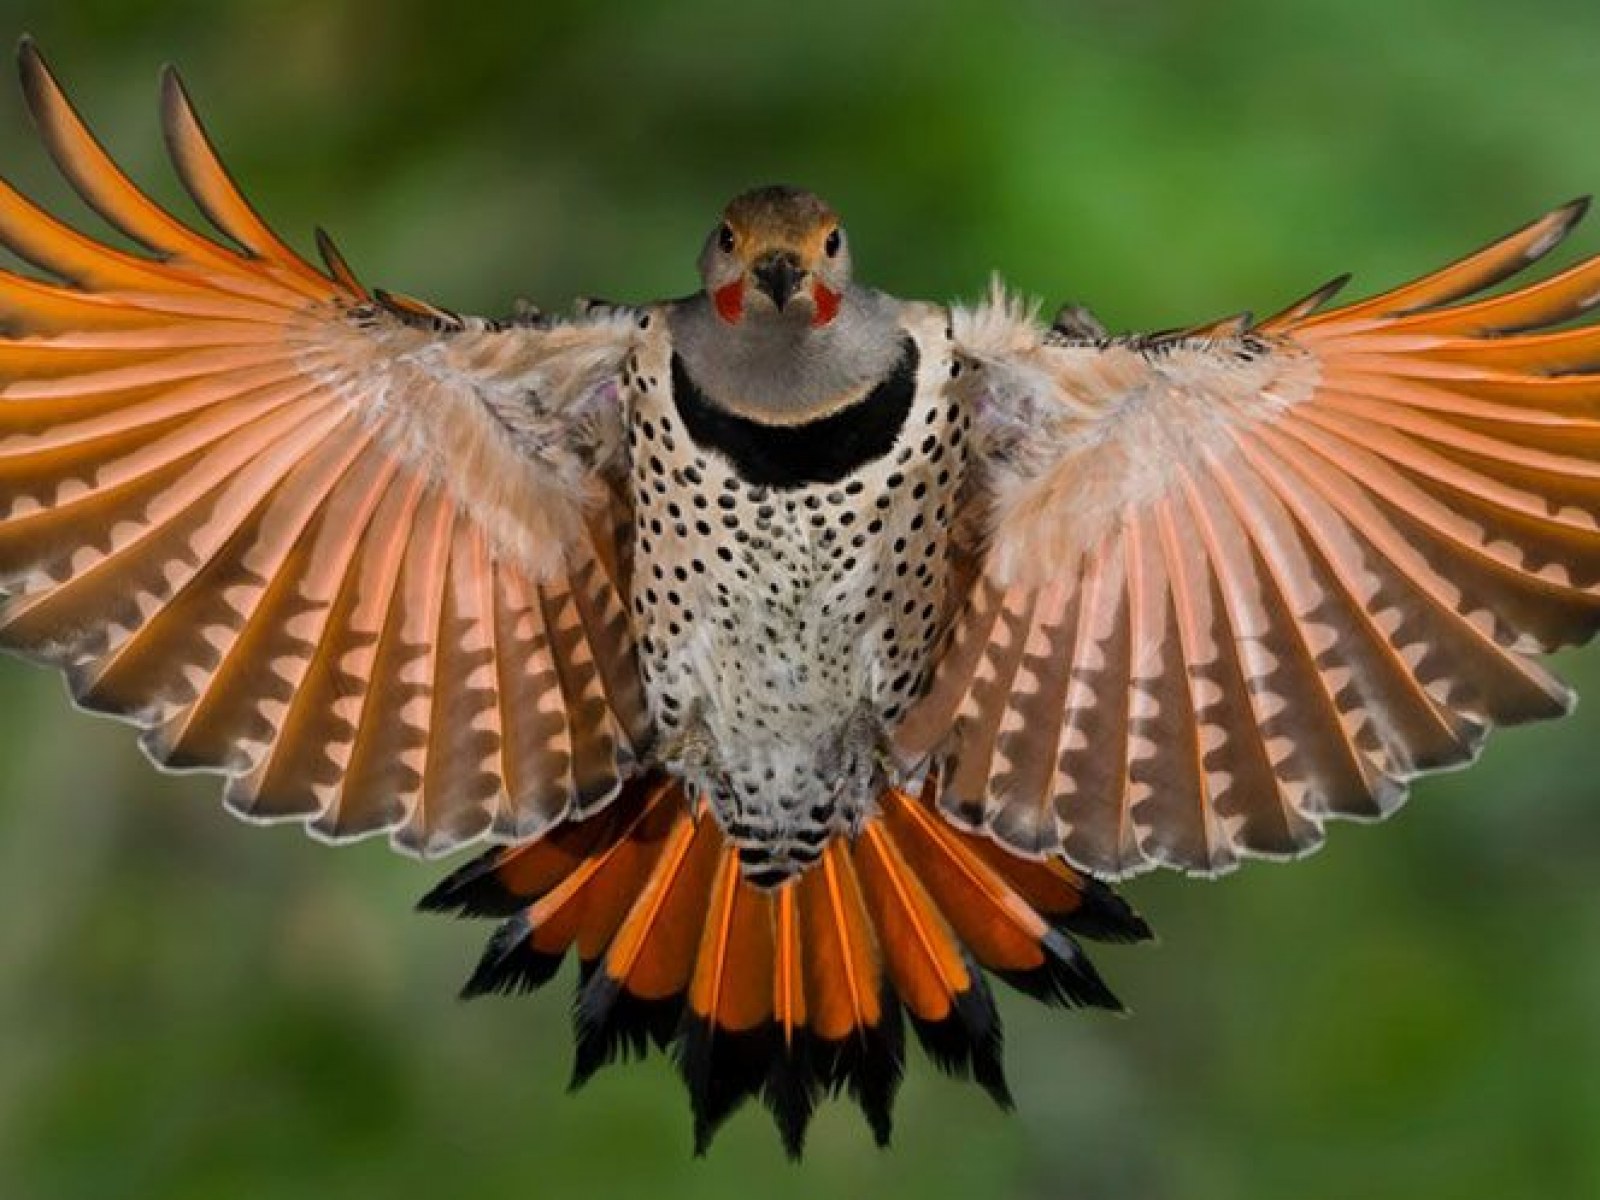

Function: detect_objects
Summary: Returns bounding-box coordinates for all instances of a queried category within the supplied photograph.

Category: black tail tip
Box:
[416,847,522,918]
[459,914,562,999]
[569,971,681,1093]
[1063,879,1155,945]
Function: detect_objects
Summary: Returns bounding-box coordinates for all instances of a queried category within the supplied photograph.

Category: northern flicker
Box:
[2,39,1599,1156]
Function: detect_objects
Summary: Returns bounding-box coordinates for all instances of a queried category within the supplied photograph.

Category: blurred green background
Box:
[0,0,1597,1197]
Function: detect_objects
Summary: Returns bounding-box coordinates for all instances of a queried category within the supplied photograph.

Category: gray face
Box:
[670,183,903,429]
[697,185,854,327]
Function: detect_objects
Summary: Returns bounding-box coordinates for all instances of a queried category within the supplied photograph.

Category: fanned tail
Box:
[419,771,1151,1158]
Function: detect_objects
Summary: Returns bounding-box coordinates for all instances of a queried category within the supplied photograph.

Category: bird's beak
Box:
[752,252,805,311]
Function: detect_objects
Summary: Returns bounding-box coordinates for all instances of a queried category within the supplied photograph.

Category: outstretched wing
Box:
[0,43,651,855]
[898,199,1600,877]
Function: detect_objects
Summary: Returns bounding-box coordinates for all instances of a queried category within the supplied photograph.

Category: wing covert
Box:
[905,199,1600,878]
[0,42,651,856]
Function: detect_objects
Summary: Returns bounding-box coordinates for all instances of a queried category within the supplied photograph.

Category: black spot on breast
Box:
[670,337,919,488]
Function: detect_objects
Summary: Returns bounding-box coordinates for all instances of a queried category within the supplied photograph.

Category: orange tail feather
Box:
[420,771,1151,1158]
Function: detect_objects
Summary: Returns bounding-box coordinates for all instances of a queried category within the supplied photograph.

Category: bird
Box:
[2,36,1599,1157]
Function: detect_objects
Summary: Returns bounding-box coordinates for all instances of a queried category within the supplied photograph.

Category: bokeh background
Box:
[0,1,1597,1197]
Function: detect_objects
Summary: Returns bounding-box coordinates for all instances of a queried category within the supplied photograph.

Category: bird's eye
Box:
[824,227,843,258]
[717,224,736,254]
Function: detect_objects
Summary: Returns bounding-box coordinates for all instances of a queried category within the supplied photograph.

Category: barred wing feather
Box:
[904,199,1600,877]
[0,42,649,856]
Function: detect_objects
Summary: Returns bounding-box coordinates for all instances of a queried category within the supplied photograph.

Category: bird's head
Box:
[698,186,851,330]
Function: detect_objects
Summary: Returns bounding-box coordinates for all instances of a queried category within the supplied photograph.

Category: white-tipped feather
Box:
[954,289,1320,590]
[314,309,638,581]
[917,201,1600,880]
[0,53,649,859]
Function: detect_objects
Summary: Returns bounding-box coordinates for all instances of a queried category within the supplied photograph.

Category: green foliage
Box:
[0,1,1598,1196]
